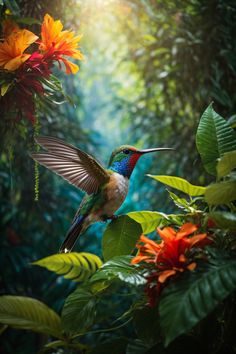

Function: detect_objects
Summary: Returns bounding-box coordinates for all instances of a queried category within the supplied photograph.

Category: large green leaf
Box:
[128,211,167,234]
[91,256,147,286]
[205,180,236,205]
[102,216,142,261]
[217,150,236,179]
[32,252,102,282]
[159,254,236,346]
[133,306,160,343]
[147,175,206,196]
[196,104,236,175]
[62,285,97,333]
[0,296,62,338]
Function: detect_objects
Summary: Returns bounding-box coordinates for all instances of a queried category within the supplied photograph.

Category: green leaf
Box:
[217,151,236,179]
[41,77,63,93]
[62,285,97,333]
[159,254,236,346]
[148,175,206,196]
[45,340,88,351]
[0,324,8,335]
[1,82,12,96]
[133,306,160,343]
[228,114,236,129]
[102,216,142,261]
[196,104,236,175]
[209,212,236,231]
[91,256,147,286]
[32,252,102,282]
[168,190,192,211]
[16,17,41,25]
[128,211,167,234]
[205,180,236,205]
[126,339,155,354]
[0,296,62,338]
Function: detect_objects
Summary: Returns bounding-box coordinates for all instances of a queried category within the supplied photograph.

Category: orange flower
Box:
[132,222,209,306]
[132,223,208,283]
[156,222,207,281]
[131,234,162,264]
[0,29,38,71]
[39,14,84,74]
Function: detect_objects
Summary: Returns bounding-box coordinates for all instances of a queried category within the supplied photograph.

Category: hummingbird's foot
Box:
[101,215,118,223]
[110,214,118,221]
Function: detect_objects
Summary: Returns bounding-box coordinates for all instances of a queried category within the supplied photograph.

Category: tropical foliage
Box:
[1,104,236,353]
[1,0,236,353]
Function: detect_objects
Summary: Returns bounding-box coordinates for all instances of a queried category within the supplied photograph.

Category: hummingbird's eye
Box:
[123,149,130,155]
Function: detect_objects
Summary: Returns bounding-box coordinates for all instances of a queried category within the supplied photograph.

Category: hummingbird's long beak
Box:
[137,147,175,154]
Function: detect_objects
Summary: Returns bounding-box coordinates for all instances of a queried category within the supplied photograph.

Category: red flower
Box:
[26,52,51,78]
[131,223,210,306]
[156,223,207,282]
[1,57,46,123]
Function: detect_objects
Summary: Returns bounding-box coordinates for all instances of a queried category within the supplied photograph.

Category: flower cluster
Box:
[0,14,83,123]
[131,223,211,307]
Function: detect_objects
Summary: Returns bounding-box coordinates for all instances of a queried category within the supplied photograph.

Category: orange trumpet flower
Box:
[0,29,38,71]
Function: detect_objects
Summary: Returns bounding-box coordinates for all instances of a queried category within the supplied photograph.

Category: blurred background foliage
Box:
[0,0,236,353]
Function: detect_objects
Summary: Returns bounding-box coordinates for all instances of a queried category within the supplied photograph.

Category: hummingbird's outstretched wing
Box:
[31,136,110,195]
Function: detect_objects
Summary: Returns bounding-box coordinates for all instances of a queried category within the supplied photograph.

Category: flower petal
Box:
[61,58,79,74]
[131,255,153,264]
[4,54,30,71]
[40,14,63,51]
[140,234,161,251]
[157,226,176,242]
[176,222,198,239]
[179,254,187,263]
[187,262,197,271]
[39,13,83,75]
[158,269,176,283]
[188,233,207,247]
[0,29,37,70]
[72,51,84,60]
[11,29,38,54]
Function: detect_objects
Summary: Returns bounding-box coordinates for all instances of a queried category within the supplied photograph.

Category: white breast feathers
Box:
[104,172,129,216]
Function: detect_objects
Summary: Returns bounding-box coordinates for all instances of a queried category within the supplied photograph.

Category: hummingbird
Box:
[32,136,173,253]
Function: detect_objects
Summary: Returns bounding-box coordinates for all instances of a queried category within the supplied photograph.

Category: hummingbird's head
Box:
[108,145,174,178]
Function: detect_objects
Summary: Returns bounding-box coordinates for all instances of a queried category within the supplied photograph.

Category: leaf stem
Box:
[71,317,132,340]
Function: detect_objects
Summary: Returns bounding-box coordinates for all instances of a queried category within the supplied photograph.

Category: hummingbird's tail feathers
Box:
[59,215,85,253]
